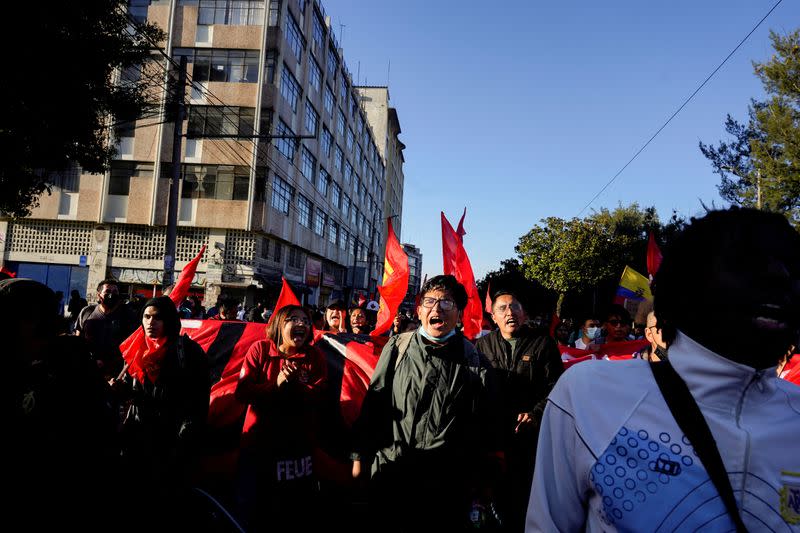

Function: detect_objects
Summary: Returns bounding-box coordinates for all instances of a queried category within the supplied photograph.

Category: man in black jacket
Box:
[475,290,564,532]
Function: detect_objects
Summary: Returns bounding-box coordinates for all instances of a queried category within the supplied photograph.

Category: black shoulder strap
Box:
[649,362,748,533]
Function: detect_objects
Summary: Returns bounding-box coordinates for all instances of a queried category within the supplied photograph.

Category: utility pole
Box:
[163,55,187,289]
[366,211,379,298]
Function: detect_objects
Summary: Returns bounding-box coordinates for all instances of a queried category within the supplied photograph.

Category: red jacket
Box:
[235,339,327,451]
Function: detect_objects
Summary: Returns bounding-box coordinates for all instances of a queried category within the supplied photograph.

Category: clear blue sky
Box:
[325,0,799,281]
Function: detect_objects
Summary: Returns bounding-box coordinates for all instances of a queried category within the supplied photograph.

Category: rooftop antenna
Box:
[339,23,346,47]
[387,59,391,86]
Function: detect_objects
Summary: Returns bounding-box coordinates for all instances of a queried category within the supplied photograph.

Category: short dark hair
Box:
[654,207,800,334]
[491,289,523,308]
[603,303,631,324]
[420,275,468,311]
[96,279,119,292]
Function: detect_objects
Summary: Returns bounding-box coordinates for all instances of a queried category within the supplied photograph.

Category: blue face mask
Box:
[418,325,457,343]
[585,326,600,340]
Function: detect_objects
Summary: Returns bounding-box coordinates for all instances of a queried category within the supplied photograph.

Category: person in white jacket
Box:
[527,208,800,532]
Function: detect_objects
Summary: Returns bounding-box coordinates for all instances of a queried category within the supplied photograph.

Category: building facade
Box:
[401,243,422,312]
[0,0,403,309]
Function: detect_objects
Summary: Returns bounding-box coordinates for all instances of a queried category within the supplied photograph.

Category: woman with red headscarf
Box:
[234,304,327,532]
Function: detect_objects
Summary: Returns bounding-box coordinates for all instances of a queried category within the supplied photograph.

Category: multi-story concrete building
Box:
[0,0,402,309]
[356,86,404,245]
[401,243,422,312]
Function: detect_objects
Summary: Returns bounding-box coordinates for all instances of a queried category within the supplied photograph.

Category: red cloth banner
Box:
[441,211,482,340]
[372,218,409,337]
[558,339,650,369]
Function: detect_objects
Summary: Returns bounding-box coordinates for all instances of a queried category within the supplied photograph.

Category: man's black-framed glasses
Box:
[494,302,523,314]
[421,297,456,311]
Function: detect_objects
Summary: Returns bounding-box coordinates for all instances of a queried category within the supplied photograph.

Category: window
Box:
[261,237,269,259]
[264,50,277,83]
[346,127,354,150]
[297,194,312,228]
[174,48,260,83]
[280,65,301,112]
[317,167,329,196]
[350,93,357,117]
[342,194,350,217]
[301,146,316,182]
[268,0,279,26]
[187,105,255,137]
[49,165,81,192]
[274,120,296,160]
[314,207,326,236]
[323,84,334,115]
[129,0,152,24]
[328,220,338,245]
[320,127,332,157]
[326,46,338,80]
[109,162,152,195]
[285,13,305,63]
[334,145,344,172]
[351,206,358,226]
[271,176,293,214]
[304,100,318,135]
[181,164,250,200]
[288,246,304,268]
[312,11,325,54]
[197,0,265,25]
[331,182,341,208]
[344,162,353,187]
[273,240,282,262]
[297,0,306,14]
[354,144,362,166]
[340,228,349,250]
[339,75,347,102]
[308,58,322,92]
[336,107,345,136]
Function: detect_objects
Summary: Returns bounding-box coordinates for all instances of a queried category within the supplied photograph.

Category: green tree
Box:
[515,204,683,316]
[0,1,165,217]
[700,30,800,226]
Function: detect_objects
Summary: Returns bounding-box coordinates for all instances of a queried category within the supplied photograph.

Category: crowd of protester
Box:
[8,208,800,532]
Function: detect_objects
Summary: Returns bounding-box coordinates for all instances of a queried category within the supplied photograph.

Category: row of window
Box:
[173,48,260,84]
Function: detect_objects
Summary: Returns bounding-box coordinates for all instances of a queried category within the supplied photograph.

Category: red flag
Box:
[121,245,206,382]
[548,313,560,337]
[266,276,301,329]
[484,280,493,314]
[0,266,16,278]
[372,219,410,337]
[647,232,663,279]
[456,207,467,241]
[441,212,482,340]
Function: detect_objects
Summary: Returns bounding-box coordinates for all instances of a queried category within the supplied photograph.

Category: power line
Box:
[575,0,783,217]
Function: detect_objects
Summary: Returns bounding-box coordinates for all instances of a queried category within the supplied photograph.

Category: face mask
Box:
[102,294,119,307]
[585,326,599,340]
[418,325,457,343]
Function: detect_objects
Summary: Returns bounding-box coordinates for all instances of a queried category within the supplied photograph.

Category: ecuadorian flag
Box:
[613,266,652,305]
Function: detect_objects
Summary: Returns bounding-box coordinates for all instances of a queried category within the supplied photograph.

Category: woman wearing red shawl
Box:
[234,304,327,532]
[113,296,210,509]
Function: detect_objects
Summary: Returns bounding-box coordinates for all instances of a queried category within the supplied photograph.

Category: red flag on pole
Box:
[371,219,409,337]
[647,232,663,280]
[441,211,482,340]
[266,276,301,329]
[484,280,493,314]
[122,245,206,382]
[456,207,467,241]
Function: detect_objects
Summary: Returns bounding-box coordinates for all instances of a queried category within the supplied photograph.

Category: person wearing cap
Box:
[325,299,348,333]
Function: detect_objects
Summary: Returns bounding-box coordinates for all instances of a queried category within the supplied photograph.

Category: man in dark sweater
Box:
[475,290,564,532]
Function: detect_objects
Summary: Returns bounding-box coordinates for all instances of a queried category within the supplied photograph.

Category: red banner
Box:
[372,218,409,337]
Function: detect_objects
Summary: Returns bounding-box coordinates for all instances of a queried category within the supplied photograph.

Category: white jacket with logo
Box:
[527,331,800,532]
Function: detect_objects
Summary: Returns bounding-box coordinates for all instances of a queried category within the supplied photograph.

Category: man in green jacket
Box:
[351,275,500,532]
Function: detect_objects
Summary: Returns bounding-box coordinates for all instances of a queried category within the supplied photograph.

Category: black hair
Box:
[490,289,524,308]
[420,274,468,311]
[141,296,182,338]
[653,208,800,336]
[96,278,119,292]
[603,303,631,324]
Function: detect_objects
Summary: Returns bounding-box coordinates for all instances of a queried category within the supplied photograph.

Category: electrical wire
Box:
[575,0,784,217]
